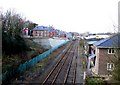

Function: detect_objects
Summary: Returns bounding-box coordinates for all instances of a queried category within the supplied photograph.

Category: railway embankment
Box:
[3,38,70,84]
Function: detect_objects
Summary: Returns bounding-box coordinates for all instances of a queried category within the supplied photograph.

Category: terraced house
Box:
[32,26,49,37]
[88,33,120,78]
[32,26,68,38]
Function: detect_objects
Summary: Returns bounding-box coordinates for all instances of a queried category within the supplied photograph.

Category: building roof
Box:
[32,25,68,35]
[93,33,120,48]
[32,26,58,32]
[32,26,49,31]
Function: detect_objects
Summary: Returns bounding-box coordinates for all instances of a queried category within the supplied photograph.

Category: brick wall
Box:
[32,30,49,37]
[98,48,115,76]
[33,30,37,36]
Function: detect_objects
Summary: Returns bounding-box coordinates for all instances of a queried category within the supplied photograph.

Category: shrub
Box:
[85,76,105,85]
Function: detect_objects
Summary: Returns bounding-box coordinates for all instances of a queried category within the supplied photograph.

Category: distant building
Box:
[84,34,110,41]
[48,27,56,38]
[32,26,67,38]
[87,33,120,78]
[59,31,66,38]
[32,26,49,37]
[66,32,73,39]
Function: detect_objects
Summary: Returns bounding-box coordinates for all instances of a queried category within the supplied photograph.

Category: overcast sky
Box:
[0,0,119,33]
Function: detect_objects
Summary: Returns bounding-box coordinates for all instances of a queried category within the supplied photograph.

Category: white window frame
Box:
[108,48,115,54]
[107,63,114,71]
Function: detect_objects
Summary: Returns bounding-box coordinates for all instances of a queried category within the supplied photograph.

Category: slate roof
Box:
[32,26,49,31]
[32,26,67,35]
[32,26,57,32]
[93,33,120,48]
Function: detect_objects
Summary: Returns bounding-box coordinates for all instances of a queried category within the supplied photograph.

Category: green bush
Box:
[26,51,39,59]
[2,55,22,73]
[85,76,105,85]
[2,33,28,55]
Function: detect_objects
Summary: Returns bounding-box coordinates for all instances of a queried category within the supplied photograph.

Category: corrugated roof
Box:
[93,33,120,48]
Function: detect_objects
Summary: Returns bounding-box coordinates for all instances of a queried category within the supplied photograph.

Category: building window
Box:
[107,63,114,71]
[108,48,115,54]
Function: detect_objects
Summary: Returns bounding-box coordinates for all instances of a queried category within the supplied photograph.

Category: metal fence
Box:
[1,40,70,82]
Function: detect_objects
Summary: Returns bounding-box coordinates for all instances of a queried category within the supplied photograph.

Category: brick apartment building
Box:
[87,33,120,78]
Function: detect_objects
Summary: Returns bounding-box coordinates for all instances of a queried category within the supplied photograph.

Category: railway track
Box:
[40,40,82,84]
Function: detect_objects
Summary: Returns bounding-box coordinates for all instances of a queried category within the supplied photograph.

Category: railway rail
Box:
[39,40,83,84]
